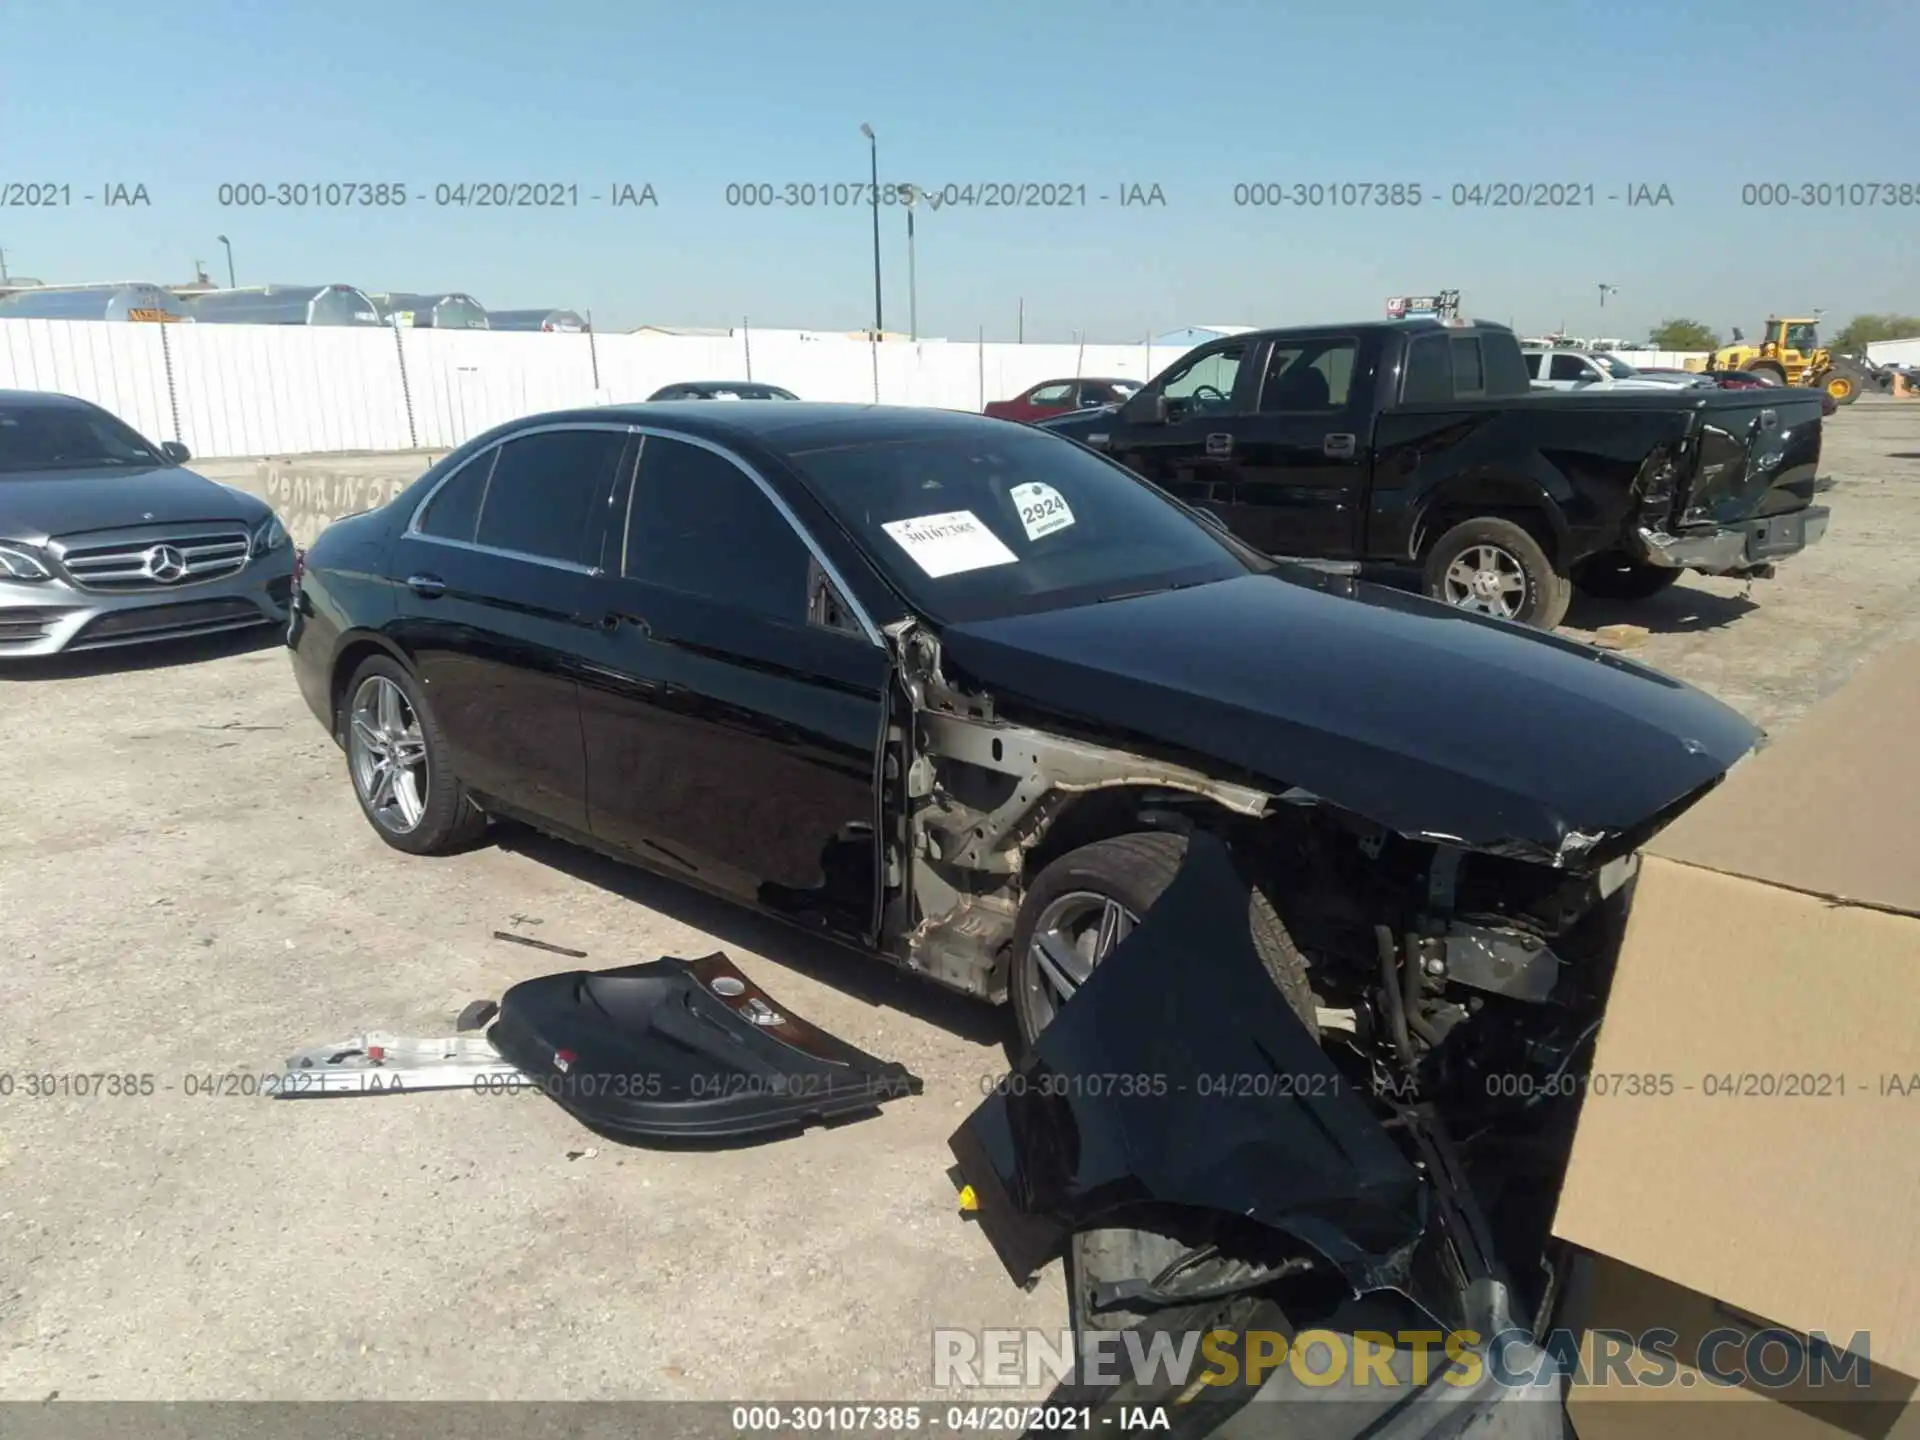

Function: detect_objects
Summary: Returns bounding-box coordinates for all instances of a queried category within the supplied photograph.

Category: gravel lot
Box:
[5,399,1919,1401]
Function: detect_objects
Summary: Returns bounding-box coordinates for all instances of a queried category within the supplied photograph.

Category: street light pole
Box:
[859,124,883,339]
[902,184,918,341]
[217,235,236,288]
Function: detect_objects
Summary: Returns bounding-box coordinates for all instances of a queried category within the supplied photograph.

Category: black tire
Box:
[338,654,488,855]
[1748,361,1788,386]
[1825,366,1863,405]
[1009,830,1316,1049]
[1010,831,1320,1338]
[1421,516,1571,629]
[1570,551,1684,601]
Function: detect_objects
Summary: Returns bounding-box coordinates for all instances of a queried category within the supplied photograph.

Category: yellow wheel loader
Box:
[1683,317,1867,404]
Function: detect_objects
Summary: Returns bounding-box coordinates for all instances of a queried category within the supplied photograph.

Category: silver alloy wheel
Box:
[1025,890,1140,1035]
[347,675,429,834]
[1441,544,1528,619]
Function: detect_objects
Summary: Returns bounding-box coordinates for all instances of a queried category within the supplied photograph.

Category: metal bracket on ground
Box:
[276,1032,524,1096]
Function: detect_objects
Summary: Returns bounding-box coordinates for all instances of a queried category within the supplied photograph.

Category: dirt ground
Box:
[4,399,1919,1402]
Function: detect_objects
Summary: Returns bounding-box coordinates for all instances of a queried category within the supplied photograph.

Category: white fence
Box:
[0,320,1736,460]
[0,320,1193,458]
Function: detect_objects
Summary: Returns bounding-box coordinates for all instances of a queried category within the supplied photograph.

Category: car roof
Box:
[519,401,1038,454]
[0,389,93,409]
[656,380,792,390]
[1217,318,1514,343]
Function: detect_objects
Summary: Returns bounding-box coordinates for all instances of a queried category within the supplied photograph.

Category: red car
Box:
[1702,368,1838,414]
[984,376,1140,423]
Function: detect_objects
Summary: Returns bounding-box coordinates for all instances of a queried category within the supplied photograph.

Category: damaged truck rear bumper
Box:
[1633,503,1829,575]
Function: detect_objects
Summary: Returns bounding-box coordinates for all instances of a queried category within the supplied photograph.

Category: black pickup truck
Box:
[1040,318,1830,628]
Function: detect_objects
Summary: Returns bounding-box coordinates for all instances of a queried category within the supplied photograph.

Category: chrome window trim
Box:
[402,418,887,645]
[404,421,637,574]
[624,424,885,648]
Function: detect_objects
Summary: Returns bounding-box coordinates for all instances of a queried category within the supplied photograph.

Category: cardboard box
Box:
[1553,1255,1920,1438]
[1550,640,1920,1435]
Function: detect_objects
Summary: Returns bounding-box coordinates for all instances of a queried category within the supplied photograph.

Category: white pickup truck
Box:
[1524,347,1706,391]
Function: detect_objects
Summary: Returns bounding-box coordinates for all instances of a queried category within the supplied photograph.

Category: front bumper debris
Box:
[951,831,1429,1296]
[1634,503,1829,575]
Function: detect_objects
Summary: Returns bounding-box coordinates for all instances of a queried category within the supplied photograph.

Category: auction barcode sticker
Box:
[881,510,1019,578]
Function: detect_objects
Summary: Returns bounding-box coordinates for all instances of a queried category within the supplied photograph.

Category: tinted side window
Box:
[1550,354,1590,382]
[623,436,812,623]
[1451,338,1484,395]
[1259,340,1357,411]
[1401,336,1453,403]
[473,429,628,564]
[1523,352,1543,379]
[416,451,494,541]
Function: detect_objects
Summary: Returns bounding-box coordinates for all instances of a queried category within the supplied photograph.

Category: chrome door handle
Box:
[406,574,446,597]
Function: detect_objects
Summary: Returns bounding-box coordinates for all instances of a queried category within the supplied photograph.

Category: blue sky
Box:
[1,0,1913,341]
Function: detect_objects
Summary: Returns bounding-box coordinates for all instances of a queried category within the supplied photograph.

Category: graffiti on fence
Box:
[261,461,447,548]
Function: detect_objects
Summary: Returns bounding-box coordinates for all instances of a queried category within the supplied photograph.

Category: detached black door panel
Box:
[578,432,888,945]
[392,426,633,833]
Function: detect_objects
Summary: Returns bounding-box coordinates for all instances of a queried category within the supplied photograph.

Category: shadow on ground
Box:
[491,822,1011,1049]
[0,624,283,682]
[1565,581,1758,635]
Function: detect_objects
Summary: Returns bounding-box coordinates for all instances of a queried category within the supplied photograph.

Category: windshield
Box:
[1782,323,1819,353]
[786,426,1260,624]
[0,403,164,473]
[1595,354,1638,378]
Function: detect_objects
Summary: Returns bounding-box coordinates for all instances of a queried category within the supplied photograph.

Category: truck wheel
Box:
[1748,362,1788,386]
[1825,370,1861,405]
[1009,831,1316,1050]
[1422,517,1571,629]
[1571,552,1684,601]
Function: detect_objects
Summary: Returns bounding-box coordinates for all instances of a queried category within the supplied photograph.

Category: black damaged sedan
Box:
[291,401,1760,1418]
[291,401,1754,1043]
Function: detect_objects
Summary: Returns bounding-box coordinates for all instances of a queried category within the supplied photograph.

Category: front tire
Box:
[1009,831,1318,1340]
[1422,516,1571,629]
[1571,552,1684,601]
[340,655,488,855]
[1009,830,1315,1049]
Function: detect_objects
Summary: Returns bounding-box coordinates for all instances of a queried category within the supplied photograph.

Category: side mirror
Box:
[1122,391,1168,426]
[160,440,191,464]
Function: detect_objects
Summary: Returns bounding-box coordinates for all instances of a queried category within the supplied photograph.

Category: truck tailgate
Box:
[1673,387,1823,526]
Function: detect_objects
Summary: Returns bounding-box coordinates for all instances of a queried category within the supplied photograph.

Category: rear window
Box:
[1401,336,1453,403]
[1480,333,1533,396]
[1450,338,1485,395]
